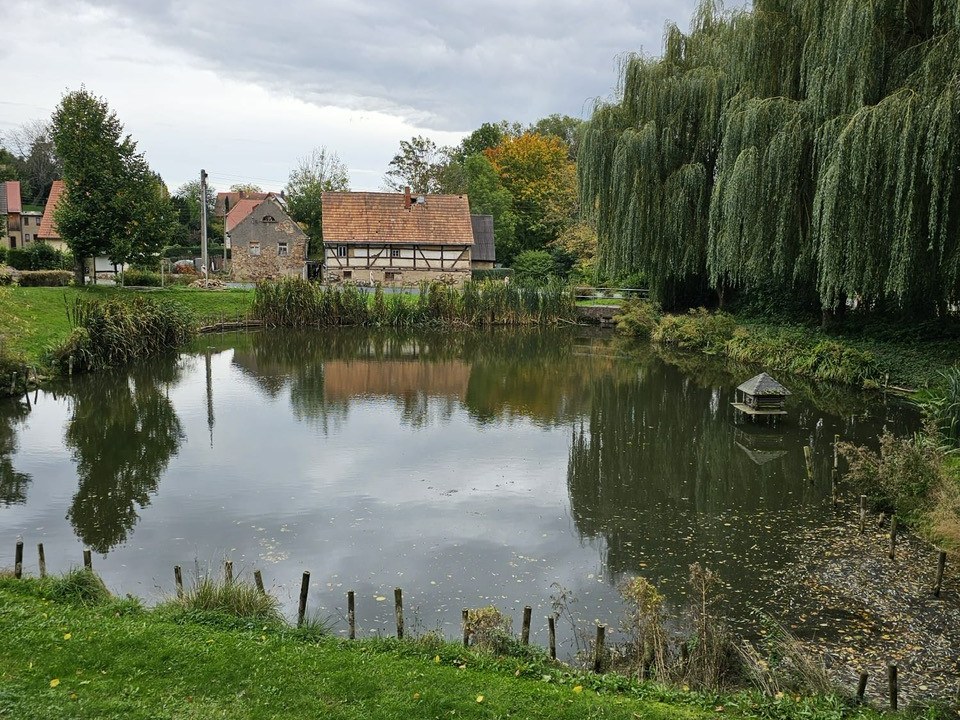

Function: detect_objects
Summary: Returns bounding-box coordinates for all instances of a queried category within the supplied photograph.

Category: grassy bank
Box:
[0,285,255,364]
[0,573,892,720]
[614,301,959,390]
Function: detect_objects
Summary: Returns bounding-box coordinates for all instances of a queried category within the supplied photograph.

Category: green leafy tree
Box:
[52,88,171,283]
[229,182,263,194]
[285,146,350,243]
[529,114,583,160]
[2,120,61,205]
[383,136,449,194]
[512,249,556,284]
[173,180,217,245]
[464,153,517,262]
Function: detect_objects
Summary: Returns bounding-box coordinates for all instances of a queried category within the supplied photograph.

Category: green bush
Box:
[122,269,162,287]
[7,243,68,271]
[53,296,194,372]
[0,267,13,286]
[614,300,661,339]
[513,250,555,285]
[652,307,736,352]
[16,270,72,287]
[0,245,6,265]
[472,268,514,281]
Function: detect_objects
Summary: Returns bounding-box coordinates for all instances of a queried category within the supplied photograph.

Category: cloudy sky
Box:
[1,0,702,193]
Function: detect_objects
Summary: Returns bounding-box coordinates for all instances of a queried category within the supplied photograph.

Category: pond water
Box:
[0,328,915,652]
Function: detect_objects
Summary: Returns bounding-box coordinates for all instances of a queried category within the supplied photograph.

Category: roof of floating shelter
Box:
[737,372,791,396]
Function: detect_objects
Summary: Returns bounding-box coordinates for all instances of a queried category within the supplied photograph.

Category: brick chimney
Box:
[404,186,411,209]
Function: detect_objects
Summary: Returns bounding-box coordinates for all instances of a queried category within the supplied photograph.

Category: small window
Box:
[22,217,28,226]
[278,242,289,257]
[262,215,276,223]
[384,271,399,281]
[342,270,352,279]
[250,241,261,257]
[337,245,347,257]
[24,234,30,242]
[390,247,401,258]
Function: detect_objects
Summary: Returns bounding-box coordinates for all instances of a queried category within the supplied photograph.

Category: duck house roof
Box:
[736,372,791,396]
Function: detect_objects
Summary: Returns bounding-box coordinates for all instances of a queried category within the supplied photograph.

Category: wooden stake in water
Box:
[37,543,46,578]
[14,540,23,579]
[933,550,947,598]
[521,606,532,645]
[889,516,898,560]
[856,671,868,702]
[594,624,606,673]
[174,565,184,598]
[803,446,813,483]
[833,433,840,469]
[68,357,74,377]
[888,664,898,711]
[254,570,265,595]
[348,591,356,639]
[83,549,92,571]
[548,615,557,660]
[859,495,867,534]
[462,608,470,647]
[394,588,404,639]
[831,468,838,507]
[224,560,233,585]
[297,571,310,627]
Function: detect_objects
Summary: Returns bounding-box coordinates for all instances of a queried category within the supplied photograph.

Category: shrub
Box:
[653,308,736,352]
[0,245,6,264]
[53,295,194,372]
[39,569,111,606]
[472,268,514,281]
[122,269,162,287]
[171,575,282,623]
[512,250,555,285]
[0,267,13,286]
[7,243,68,271]
[614,300,661,339]
[16,270,72,287]
[920,367,960,447]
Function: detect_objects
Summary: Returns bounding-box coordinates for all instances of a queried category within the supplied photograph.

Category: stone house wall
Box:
[230,200,308,281]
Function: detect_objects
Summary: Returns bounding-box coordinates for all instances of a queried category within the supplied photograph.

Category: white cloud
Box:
[0,0,704,191]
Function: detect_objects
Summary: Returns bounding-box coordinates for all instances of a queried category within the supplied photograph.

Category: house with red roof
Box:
[321,187,474,285]
[38,179,123,277]
[0,181,44,250]
[227,195,308,281]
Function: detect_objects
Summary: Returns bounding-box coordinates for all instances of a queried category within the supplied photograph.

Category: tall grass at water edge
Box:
[52,295,194,373]
[253,278,576,328]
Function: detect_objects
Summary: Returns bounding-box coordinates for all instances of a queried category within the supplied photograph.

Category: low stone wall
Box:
[575,304,621,327]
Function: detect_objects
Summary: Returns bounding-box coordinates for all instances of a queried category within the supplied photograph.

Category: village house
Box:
[38,180,124,276]
[470,214,496,270]
[321,187,474,284]
[227,194,308,281]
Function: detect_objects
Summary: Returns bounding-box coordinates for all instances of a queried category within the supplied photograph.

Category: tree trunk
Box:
[74,258,85,287]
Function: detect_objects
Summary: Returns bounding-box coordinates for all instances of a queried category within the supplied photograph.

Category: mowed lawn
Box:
[0,285,255,363]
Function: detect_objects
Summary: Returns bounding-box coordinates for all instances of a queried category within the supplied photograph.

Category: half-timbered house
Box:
[321,187,473,284]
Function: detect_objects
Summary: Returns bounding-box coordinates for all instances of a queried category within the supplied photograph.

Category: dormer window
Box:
[262,215,276,223]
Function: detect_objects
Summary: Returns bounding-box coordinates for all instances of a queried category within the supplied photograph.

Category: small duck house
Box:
[732,372,791,420]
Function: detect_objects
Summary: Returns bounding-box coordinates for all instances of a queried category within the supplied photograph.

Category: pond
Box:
[0,328,915,653]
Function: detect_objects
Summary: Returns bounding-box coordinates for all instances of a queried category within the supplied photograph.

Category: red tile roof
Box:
[225,198,264,232]
[1,181,22,214]
[38,180,64,240]
[215,190,271,217]
[321,191,474,245]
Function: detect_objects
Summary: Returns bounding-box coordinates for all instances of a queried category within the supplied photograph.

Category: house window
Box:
[22,217,28,226]
[278,242,289,257]
[390,247,401,258]
[342,270,352,280]
[337,245,347,257]
[384,271,399,281]
[262,215,276,223]
[24,234,30,242]
[250,241,261,256]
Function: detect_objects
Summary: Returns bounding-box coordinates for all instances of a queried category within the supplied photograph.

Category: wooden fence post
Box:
[348,591,356,639]
[833,433,839,469]
[859,495,867,534]
[83,549,92,571]
[254,570,265,594]
[224,560,233,585]
[297,571,310,627]
[394,588,404,639]
[803,446,813,483]
[174,565,184,598]
[521,606,532,645]
[14,540,23,579]
[594,625,606,673]
[933,550,947,598]
[37,543,46,578]
[548,615,557,660]
[462,609,470,647]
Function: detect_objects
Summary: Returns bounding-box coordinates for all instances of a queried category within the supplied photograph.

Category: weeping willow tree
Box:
[581,0,960,315]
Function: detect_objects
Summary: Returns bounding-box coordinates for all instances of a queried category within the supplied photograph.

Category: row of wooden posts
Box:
[805,436,950,596]
[11,538,925,708]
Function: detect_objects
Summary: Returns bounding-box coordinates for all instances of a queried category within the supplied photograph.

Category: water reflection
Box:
[0,401,31,506]
[63,362,184,553]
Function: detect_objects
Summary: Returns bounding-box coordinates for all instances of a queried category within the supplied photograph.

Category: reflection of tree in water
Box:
[565,352,906,624]
[65,362,184,553]
[0,402,31,506]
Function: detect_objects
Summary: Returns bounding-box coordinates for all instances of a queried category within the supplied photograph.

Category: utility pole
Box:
[200,168,209,287]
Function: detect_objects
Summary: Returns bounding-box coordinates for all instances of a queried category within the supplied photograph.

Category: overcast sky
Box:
[0,0,702,193]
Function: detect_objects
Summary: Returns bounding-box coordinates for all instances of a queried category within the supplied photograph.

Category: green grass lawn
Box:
[0,576,731,720]
[0,286,255,363]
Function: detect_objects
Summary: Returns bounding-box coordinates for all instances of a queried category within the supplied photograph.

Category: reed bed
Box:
[252,278,576,328]
[53,296,194,373]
